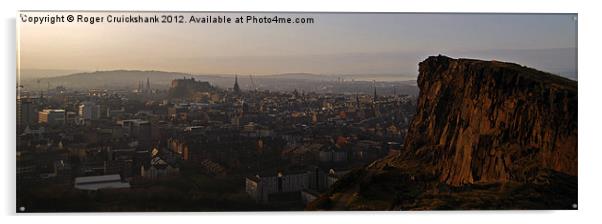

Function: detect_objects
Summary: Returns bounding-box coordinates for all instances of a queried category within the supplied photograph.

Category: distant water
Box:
[335,74,417,82]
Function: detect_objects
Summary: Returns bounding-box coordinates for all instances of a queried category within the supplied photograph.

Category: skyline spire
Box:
[233,74,241,93]
[146,77,150,91]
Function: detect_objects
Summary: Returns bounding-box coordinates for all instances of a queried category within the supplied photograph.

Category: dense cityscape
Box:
[16,75,416,211]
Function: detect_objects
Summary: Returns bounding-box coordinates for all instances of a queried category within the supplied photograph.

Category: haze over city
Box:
[18,12,577,79]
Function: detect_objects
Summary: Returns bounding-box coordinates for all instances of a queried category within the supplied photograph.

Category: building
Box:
[74,174,130,191]
[168,77,214,98]
[118,119,152,147]
[65,111,77,125]
[167,104,189,121]
[106,107,125,118]
[240,122,273,137]
[140,149,179,179]
[318,148,348,163]
[140,159,179,180]
[245,171,310,203]
[17,97,38,132]
[78,101,101,121]
[200,159,226,176]
[167,138,190,160]
[38,109,65,126]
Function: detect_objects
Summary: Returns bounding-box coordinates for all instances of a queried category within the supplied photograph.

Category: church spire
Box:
[233,75,241,93]
[146,77,151,91]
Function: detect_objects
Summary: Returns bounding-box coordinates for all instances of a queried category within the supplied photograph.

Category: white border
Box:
[2,1,601,224]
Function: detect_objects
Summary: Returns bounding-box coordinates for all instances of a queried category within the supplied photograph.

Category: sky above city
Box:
[18,12,577,78]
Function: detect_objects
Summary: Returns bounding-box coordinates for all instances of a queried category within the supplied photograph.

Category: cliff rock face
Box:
[399,55,577,186]
[308,56,578,210]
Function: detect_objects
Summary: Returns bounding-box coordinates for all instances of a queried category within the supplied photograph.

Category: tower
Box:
[372,80,380,118]
[233,75,241,93]
[372,80,377,103]
[146,77,151,93]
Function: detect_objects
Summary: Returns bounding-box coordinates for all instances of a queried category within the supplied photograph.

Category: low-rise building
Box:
[38,109,66,126]
[140,155,179,180]
[245,170,310,203]
[74,174,130,190]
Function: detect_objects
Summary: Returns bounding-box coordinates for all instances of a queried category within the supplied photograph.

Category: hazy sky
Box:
[18,12,577,77]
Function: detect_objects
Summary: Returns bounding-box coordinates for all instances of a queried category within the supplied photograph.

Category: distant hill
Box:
[19,70,221,91]
[18,70,419,95]
[18,69,88,80]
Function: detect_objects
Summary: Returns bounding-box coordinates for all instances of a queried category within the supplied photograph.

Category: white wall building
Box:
[74,174,130,191]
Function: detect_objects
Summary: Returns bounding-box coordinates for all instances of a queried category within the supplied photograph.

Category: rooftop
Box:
[74,174,130,191]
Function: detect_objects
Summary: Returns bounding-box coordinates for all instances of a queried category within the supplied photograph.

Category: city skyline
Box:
[16,12,579,212]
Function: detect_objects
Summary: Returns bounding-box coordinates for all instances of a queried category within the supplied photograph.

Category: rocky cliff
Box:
[400,55,577,186]
[309,56,577,210]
